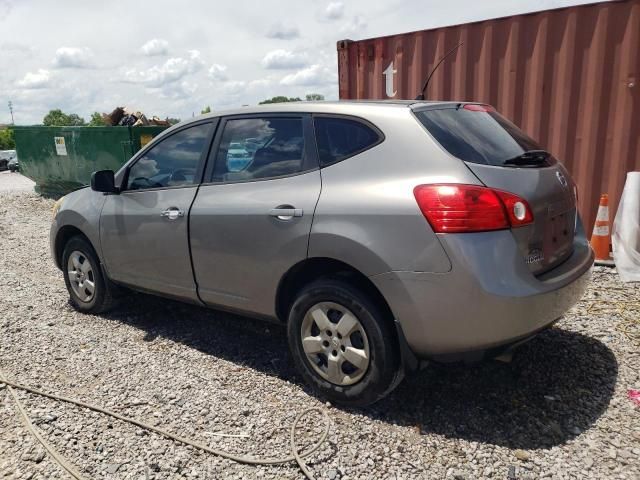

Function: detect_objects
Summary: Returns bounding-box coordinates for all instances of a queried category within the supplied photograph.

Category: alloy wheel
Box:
[67,251,96,302]
[300,301,370,386]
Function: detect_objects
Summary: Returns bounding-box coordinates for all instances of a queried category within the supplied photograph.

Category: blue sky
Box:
[0,0,607,124]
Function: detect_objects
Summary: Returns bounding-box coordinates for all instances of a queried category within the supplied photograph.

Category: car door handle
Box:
[160,207,184,220]
[269,207,303,220]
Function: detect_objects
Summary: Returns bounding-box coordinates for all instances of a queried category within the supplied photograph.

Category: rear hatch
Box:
[414,104,577,275]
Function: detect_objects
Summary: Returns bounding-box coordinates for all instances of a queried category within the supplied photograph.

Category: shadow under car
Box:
[97,291,617,450]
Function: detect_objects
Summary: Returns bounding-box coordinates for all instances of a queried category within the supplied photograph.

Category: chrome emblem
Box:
[556,171,568,188]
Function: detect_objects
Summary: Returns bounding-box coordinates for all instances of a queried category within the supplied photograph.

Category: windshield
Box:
[415,106,557,167]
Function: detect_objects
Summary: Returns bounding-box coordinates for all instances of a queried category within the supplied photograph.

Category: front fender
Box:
[51,188,106,267]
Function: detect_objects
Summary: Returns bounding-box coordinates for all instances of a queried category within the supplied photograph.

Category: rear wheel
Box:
[287,278,401,407]
[62,236,118,314]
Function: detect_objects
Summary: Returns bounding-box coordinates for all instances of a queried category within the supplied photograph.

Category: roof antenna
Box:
[415,42,463,101]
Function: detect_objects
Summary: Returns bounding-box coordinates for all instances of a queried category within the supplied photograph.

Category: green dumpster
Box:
[13,125,168,196]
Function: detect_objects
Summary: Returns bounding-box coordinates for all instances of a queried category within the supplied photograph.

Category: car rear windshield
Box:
[415,106,557,167]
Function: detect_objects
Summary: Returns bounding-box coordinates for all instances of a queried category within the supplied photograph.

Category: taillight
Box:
[495,190,534,227]
[413,184,533,233]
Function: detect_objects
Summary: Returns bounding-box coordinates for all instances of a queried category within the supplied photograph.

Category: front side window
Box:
[313,117,381,167]
[212,117,305,182]
[126,123,211,190]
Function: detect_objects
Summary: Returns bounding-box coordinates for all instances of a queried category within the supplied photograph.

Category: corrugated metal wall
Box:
[337,0,640,232]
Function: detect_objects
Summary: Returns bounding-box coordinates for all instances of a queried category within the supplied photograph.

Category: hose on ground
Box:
[0,369,330,480]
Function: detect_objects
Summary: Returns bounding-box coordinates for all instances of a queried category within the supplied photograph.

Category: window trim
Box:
[311,113,385,168]
[202,113,319,185]
[120,119,218,194]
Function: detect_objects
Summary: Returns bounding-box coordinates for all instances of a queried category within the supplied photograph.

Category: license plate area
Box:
[543,201,576,269]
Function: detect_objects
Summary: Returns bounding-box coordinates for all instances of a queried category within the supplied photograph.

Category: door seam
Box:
[187,184,207,306]
[306,168,323,257]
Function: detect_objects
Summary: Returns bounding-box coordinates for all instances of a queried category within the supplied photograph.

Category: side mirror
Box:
[90,170,117,193]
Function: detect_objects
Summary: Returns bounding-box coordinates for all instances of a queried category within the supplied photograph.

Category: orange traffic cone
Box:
[590,194,615,266]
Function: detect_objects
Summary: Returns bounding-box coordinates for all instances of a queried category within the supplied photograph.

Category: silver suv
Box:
[50,101,593,406]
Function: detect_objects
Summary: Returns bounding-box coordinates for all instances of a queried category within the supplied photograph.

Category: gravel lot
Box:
[0,171,35,193]
[1,189,639,480]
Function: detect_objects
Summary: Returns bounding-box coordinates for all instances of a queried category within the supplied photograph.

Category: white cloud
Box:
[0,0,596,125]
[261,49,308,69]
[221,80,247,95]
[248,77,275,90]
[141,38,169,56]
[280,64,336,87]
[155,81,198,99]
[187,50,204,66]
[123,50,204,87]
[3,42,34,55]
[324,2,344,20]
[208,64,228,81]
[340,15,367,36]
[266,22,299,39]
[0,0,16,20]
[52,47,94,68]
[17,69,51,89]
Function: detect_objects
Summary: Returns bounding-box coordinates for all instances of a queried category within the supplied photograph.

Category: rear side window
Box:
[314,117,381,167]
[415,107,556,167]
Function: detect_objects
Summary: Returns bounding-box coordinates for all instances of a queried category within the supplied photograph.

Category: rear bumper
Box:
[371,226,594,358]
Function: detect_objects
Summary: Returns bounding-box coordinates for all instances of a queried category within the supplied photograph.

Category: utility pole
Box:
[8,101,14,125]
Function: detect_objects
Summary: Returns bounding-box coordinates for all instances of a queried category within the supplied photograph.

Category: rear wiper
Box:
[503,150,550,166]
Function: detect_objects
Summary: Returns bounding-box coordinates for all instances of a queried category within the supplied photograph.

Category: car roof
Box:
[205,99,457,115]
[174,100,463,129]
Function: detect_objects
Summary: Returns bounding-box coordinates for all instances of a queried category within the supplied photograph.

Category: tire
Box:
[62,236,118,314]
[287,278,402,407]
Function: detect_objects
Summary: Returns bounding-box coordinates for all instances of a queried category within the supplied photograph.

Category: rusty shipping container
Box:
[337,0,639,232]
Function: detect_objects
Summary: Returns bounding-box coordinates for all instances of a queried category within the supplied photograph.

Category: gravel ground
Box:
[0,171,35,193]
[0,190,639,480]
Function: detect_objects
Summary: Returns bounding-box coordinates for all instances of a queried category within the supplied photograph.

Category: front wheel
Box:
[287,278,401,407]
[62,236,118,314]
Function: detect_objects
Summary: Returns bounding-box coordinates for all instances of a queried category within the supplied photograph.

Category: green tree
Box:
[166,117,181,125]
[42,109,86,126]
[259,96,302,104]
[43,109,69,126]
[67,114,86,126]
[0,128,15,150]
[201,106,212,114]
[305,93,325,101]
[88,112,105,126]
